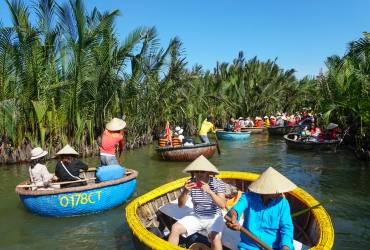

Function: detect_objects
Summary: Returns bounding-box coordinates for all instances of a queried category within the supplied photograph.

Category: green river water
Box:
[0,134,369,249]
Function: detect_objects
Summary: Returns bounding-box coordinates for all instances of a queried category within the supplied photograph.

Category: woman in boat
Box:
[168,155,226,250]
[225,167,296,250]
[244,117,254,127]
[309,123,322,141]
[55,144,89,188]
[263,116,270,127]
[29,147,58,190]
[100,117,126,165]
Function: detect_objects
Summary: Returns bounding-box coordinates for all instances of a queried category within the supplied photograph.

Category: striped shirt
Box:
[188,177,225,216]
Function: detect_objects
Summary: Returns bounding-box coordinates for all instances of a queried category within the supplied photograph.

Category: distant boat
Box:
[267,125,300,135]
[284,133,340,152]
[240,127,265,134]
[155,143,216,161]
[216,131,251,140]
[16,169,138,217]
[126,171,334,250]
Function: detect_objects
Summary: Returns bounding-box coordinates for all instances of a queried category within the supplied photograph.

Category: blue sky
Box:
[1,0,369,79]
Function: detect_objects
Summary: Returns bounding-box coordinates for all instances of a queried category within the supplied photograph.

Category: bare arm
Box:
[178,181,194,207]
[200,181,226,208]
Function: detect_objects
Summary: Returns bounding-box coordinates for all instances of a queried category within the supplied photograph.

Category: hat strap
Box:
[33,151,45,158]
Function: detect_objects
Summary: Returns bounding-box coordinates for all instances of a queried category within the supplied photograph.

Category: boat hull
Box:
[16,169,138,217]
[216,131,251,140]
[240,127,265,134]
[267,125,300,135]
[284,133,340,151]
[155,143,216,161]
[126,171,334,250]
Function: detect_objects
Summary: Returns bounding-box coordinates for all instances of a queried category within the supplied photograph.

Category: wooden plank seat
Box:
[159,198,309,250]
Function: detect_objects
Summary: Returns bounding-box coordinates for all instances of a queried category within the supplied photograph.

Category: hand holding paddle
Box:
[224,214,272,250]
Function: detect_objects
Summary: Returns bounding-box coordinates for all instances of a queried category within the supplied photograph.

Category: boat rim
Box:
[16,168,138,195]
[125,171,334,250]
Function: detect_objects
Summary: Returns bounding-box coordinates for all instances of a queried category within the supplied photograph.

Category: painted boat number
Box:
[59,191,102,208]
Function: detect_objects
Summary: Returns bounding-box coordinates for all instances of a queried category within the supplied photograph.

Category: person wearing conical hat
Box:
[54,144,89,188]
[263,116,270,127]
[226,167,296,250]
[323,123,343,141]
[168,155,226,250]
[100,117,126,166]
[29,147,58,190]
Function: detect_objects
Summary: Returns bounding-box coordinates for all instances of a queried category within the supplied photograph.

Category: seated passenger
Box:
[275,115,285,127]
[323,123,343,141]
[238,117,245,128]
[224,118,235,132]
[234,119,241,132]
[309,123,322,141]
[270,116,276,126]
[300,126,311,141]
[55,145,89,188]
[245,117,254,127]
[255,117,263,127]
[168,155,226,250]
[263,116,270,127]
[225,167,296,250]
[29,147,58,190]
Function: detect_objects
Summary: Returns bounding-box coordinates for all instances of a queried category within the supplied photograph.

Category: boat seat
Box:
[159,198,309,250]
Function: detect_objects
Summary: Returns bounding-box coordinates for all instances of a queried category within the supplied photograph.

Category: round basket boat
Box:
[16,169,138,217]
[126,171,334,250]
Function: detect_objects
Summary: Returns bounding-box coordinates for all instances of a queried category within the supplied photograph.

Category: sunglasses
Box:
[193,171,205,173]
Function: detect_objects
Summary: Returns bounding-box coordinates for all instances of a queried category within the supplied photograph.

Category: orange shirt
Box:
[100,129,123,155]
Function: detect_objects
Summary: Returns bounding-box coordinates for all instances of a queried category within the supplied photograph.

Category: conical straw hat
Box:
[248,167,297,194]
[56,144,79,155]
[326,123,338,130]
[182,155,219,175]
[106,118,126,131]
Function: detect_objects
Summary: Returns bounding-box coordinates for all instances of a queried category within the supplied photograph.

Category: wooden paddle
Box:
[17,178,96,188]
[209,107,221,155]
[214,131,221,155]
[224,215,272,250]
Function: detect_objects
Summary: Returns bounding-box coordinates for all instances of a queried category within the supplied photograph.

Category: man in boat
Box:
[224,118,236,132]
[199,115,216,143]
[54,144,89,188]
[225,167,296,250]
[168,155,226,250]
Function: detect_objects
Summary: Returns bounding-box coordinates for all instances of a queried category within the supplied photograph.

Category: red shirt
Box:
[270,120,276,126]
[100,129,123,155]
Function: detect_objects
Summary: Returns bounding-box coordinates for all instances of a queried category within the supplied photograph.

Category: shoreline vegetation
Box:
[1,0,370,165]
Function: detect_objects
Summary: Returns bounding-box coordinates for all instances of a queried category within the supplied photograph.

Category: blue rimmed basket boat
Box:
[216,131,251,140]
[155,143,216,161]
[15,169,138,217]
[126,171,334,250]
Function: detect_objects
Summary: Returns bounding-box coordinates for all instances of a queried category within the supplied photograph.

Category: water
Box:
[1,134,369,249]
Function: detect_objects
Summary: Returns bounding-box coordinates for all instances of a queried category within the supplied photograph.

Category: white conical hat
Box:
[182,155,219,175]
[248,167,297,194]
[106,118,126,131]
[56,144,79,155]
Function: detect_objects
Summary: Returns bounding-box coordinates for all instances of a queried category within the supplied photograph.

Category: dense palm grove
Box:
[1,0,370,164]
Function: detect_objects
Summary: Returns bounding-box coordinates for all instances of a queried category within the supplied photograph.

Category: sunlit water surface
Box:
[1,134,369,249]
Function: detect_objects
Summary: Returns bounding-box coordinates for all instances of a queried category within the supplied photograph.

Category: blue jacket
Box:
[231,192,295,250]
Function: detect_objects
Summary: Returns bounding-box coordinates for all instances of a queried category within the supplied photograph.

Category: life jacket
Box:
[158,137,168,147]
[172,136,182,147]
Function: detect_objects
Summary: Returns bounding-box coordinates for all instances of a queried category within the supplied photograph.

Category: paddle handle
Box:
[215,131,221,155]
[224,215,272,250]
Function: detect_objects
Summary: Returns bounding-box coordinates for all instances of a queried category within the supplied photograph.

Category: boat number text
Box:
[59,191,102,208]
